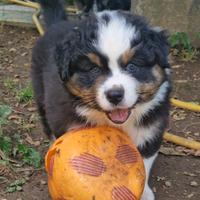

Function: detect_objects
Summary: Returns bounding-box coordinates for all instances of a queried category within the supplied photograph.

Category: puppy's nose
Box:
[106,88,124,105]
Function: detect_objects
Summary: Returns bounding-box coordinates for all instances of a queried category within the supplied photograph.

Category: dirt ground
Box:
[0,25,200,200]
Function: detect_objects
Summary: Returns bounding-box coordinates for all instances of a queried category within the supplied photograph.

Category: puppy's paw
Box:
[141,186,155,200]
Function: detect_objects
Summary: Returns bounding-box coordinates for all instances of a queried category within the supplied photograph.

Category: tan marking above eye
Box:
[121,49,135,65]
[87,53,102,67]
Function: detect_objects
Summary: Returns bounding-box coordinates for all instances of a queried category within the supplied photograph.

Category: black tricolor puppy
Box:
[31,0,171,199]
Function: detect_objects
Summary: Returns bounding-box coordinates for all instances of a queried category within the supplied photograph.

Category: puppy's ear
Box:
[55,44,71,82]
[157,29,170,68]
[147,28,170,68]
[55,29,82,82]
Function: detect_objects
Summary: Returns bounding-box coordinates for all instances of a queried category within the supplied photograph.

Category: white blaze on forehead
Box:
[95,11,137,69]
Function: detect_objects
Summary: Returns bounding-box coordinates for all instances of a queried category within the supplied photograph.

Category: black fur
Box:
[138,130,164,158]
[107,0,131,11]
[37,0,67,28]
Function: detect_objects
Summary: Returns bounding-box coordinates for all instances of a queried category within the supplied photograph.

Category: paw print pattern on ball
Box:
[71,153,106,176]
[112,186,136,200]
[116,145,138,164]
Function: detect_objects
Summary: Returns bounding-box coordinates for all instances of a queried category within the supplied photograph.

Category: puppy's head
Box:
[57,11,171,125]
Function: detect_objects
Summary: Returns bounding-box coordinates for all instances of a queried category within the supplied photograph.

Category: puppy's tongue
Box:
[107,109,130,124]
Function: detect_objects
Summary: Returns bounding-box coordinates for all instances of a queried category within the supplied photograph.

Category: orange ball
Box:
[45,126,145,200]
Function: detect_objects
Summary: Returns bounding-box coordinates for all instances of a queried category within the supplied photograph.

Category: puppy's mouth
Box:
[106,108,131,124]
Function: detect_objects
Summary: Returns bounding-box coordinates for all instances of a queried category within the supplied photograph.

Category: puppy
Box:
[31,0,171,199]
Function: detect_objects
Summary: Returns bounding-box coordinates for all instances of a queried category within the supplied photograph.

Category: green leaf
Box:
[6,179,26,193]
[6,186,16,193]
[16,144,42,168]
[23,148,42,168]
[0,105,12,126]
[16,185,22,191]
[17,144,27,154]
[0,135,12,156]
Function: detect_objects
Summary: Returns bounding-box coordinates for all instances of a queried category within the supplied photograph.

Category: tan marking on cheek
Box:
[152,64,165,83]
[139,65,165,101]
[67,81,95,106]
[139,83,157,101]
[121,49,135,65]
[87,53,102,67]
[66,75,107,107]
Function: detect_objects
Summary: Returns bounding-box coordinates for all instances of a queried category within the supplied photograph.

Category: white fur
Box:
[134,81,170,122]
[165,68,171,76]
[96,72,139,111]
[95,11,138,67]
[141,154,158,200]
[122,120,160,147]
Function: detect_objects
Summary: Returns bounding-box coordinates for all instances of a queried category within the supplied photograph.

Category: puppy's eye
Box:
[78,65,101,74]
[126,63,140,74]
[78,65,93,72]
[90,66,101,74]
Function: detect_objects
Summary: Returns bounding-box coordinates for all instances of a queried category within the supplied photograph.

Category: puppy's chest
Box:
[120,122,157,148]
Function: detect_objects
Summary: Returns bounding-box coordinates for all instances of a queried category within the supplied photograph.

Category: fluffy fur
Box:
[32,1,171,199]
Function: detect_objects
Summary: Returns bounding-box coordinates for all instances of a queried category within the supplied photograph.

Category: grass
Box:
[4,78,34,103]
[0,134,42,168]
[169,32,199,62]
[0,105,12,134]
[16,84,34,103]
[3,78,16,90]
[0,135,12,157]
[0,104,41,169]
[16,144,41,168]
[180,48,198,62]
[169,32,192,50]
